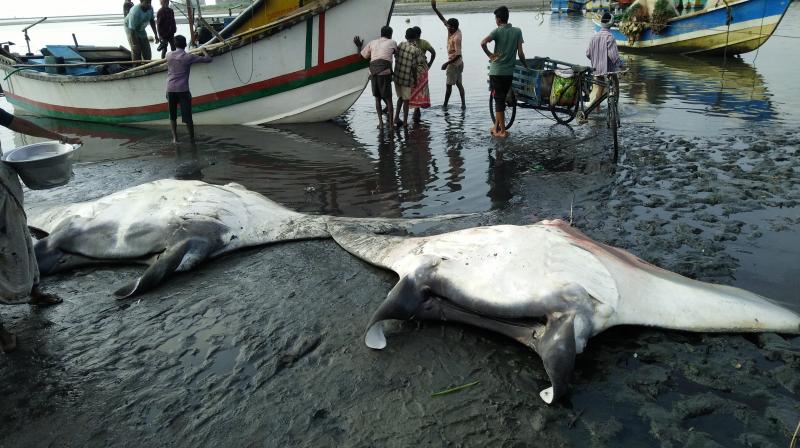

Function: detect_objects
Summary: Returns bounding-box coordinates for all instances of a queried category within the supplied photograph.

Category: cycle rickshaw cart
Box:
[489,56,624,161]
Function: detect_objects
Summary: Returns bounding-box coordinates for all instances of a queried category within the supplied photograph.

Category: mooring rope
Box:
[750,0,769,64]
[722,0,732,62]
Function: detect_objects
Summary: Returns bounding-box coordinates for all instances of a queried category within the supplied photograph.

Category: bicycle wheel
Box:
[550,73,582,125]
[489,91,517,130]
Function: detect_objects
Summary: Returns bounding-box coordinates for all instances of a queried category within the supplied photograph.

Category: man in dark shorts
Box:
[481,6,528,138]
[0,109,81,353]
[354,26,397,130]
[166,34,212,144]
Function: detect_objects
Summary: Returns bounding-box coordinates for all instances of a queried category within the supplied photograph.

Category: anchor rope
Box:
[750,0,768,64]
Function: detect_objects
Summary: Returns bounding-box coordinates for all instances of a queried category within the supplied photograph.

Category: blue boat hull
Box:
[598,0,792,55]
[551,0,586,13]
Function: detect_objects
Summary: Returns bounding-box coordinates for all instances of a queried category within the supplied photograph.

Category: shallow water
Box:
[1,5,799,447]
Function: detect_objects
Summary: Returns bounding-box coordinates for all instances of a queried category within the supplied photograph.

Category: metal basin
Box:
[1,141,81,190]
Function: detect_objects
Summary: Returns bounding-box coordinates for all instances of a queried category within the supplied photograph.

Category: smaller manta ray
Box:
[29,179,463,299]
[329,219,800,404]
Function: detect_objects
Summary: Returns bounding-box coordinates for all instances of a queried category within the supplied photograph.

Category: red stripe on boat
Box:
[5,53,362,117]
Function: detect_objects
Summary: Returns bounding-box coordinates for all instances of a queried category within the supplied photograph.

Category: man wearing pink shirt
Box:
[354,26,397,130]
[166,35,212,144]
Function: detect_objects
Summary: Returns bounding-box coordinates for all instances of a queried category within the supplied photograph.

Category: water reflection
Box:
[397,123,434,208]
[624,54,775,129]
[487,149,513,208]
[442,109,466,193]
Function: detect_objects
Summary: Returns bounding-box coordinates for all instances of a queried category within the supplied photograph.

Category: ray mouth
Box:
[431,294,548,328]
[414,294,549,349]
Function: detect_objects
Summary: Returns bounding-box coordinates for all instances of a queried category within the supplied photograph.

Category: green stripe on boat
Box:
[7,59,367,124]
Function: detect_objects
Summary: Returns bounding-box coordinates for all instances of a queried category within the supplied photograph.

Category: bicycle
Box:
[488,57,626,161]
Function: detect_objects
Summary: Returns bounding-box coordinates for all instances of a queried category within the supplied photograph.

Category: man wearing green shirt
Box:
[481,6,527,138]
[124,0,160,61]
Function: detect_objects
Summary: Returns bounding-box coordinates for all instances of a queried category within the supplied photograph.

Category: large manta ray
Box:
[28,179,462,299]
[329,219,800,404]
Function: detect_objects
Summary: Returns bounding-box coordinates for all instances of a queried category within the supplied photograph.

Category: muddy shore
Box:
[1,120,797,447]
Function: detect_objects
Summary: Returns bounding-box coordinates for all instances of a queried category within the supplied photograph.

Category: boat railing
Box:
[1,0,346,80]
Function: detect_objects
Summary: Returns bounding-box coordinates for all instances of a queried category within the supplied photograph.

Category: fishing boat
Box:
[598,0,792,55]
[551,0,587,13]
[0,0,395,125]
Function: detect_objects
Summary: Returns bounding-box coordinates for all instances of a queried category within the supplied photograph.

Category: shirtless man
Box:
[432,0,465,109]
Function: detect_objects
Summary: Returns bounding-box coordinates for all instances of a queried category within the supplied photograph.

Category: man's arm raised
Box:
[431,0,447,26]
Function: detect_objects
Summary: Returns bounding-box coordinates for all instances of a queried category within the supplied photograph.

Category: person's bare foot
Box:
[29,286,62,307]
[0,326,16,353]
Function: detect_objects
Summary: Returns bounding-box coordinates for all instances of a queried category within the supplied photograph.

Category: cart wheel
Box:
[489,91,517,130]
[550,74,582,125]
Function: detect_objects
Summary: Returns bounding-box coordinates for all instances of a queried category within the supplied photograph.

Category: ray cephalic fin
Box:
[114,238,215,299]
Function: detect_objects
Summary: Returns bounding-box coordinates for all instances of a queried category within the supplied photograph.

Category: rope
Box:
[230,34,255,85]
[722,0,732,62]
[751,0,768,64]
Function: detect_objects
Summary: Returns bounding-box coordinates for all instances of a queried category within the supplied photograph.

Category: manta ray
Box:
[29,179,462,299]
[329,219,800,404]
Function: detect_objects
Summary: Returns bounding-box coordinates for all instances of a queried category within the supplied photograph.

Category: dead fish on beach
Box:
[29,179,465,299]
[328,219,800,404]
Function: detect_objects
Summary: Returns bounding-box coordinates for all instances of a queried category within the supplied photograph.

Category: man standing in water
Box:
[0,109,81,353]
[432,0,465,109]
[585,12,621,109]
[166,35,212,144]
[354,26,397,130]
[393,28,425,128]
[481,6,527,138]
[124,0,160,62]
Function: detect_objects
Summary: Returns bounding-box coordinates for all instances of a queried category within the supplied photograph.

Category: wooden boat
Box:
[598,0,792,55]
[0,0,395,125]
[584,0,611,13]
[551,0,587,13]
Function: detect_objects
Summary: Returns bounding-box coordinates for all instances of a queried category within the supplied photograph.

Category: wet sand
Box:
[1,121,798,447]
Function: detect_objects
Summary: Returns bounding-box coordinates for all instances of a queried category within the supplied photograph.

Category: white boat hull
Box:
[0,0,394,125]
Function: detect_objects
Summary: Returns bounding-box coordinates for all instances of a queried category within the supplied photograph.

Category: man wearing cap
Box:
[0,109,81,353]
[432,0,465,109]
[586,12,622,108]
